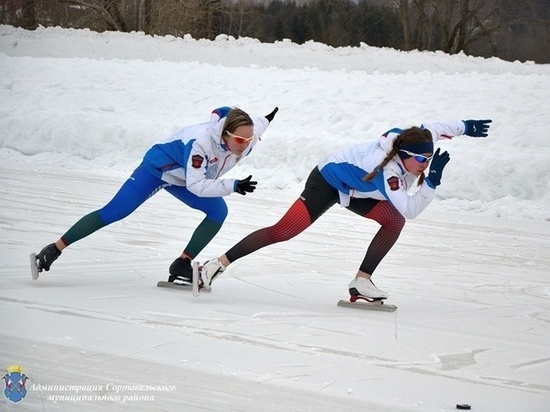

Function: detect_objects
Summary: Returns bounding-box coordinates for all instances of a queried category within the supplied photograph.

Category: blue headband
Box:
[399,141,434,158]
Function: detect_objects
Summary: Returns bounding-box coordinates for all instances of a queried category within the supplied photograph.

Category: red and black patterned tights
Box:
[225,198,405,276]
[359,201,405,274]
[225,199,312,262]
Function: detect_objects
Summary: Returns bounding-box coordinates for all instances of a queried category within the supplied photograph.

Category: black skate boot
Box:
[36,243,62,272]
[168,257,193,284]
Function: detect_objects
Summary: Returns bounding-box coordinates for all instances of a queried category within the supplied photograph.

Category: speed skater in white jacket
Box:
[200,118,492,300]
[31,106,279,283]
[143,106,270,197]
[318,120,466,219]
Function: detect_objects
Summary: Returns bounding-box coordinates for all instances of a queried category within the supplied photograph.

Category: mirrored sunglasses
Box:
[226,130,254,144]
[399,149,433,164]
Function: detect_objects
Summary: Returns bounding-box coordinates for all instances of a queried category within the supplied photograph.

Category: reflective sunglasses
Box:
[399,149,433,163]
[226,130,254,144]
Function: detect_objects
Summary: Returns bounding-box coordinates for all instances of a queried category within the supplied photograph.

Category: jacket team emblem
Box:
[387,176,400,191]
[191,155,204,169]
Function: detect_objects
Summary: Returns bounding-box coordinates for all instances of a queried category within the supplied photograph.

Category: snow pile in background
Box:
[1,25,549,221]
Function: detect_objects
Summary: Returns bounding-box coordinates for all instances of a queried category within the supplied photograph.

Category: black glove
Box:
[235,175,257,195]
[265,107,279,123]
[463,119,492,137]
[426,148,450,187]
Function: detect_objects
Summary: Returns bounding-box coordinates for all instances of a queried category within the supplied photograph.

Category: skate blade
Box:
[29,253,40,281]
[337,299,397,312]
[192,261,201,297]
[156,280,210,293]
[349,293,387,303]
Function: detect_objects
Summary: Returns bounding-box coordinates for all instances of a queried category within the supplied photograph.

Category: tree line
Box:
[1,0,549,63]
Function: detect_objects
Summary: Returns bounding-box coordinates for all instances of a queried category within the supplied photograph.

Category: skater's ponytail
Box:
[363,127,433,186]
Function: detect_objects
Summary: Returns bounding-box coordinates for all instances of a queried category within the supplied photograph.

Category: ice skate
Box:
[30,243,62,280]
[168,257,193,284]
[36,243,61,272]
[348,277,389,300]
[200,258,225,291]
[157,261,209,293]
[337,277,396,312]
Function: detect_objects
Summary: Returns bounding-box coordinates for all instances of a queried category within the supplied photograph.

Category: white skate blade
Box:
[29,253,40,280]
[156,280,210,293]
[157,281,191,289]
[192,261,200,297]
[337,299,397,312]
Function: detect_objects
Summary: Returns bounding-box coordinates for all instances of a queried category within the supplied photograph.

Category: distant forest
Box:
[1,0,549,63]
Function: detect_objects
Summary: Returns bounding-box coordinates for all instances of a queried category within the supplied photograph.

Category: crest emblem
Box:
[191,155,204,169]
[387,176,400,191]
[3,365,28,403]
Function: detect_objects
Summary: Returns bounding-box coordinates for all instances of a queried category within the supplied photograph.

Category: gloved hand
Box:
[235,175,257,195]
[426,148,450,187]
[463,119,492,137]
[265,107,279,123]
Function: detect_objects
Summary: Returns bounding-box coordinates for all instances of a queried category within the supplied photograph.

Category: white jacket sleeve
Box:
[251,116,269,136]
[185,142,236,198]
[421,121,466,142]
[381,164,436,219]
[401,182,436,219]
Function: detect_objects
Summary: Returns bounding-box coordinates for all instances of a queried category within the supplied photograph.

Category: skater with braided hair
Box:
[200,119,492,300]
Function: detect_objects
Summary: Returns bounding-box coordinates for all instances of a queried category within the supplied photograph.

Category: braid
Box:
[417,171,426,186]
[363,136,403,182]
[363,127,431,186]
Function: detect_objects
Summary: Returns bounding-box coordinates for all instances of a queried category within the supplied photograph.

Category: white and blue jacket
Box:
[142,107,269,197]
[318,121,466,219]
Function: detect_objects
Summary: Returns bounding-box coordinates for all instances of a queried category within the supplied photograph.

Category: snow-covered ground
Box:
[1,25,549,411]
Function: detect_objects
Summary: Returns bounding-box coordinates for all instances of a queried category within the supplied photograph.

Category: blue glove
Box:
[463,119,492,137]
[426,148,450,188]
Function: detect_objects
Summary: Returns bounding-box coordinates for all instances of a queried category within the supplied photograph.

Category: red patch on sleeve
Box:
[191,155,204,169]
[387,176,400,191]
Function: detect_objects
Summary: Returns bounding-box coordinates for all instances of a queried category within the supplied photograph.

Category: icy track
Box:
[1,24,549,411]
[1,160,549,411]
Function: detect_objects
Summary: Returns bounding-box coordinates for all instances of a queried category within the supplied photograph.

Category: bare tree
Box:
[60,0,126,31]
[127,0,151,32]
[2,0,38,28]
[397,0,413,49]
[438,0,499,54]
[392,0,549,58]
[3,0,547,63]
[222,0,263,38]
[153,0,223,39]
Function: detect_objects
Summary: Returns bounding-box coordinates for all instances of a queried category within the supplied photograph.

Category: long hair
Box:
[363,127,433,186]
